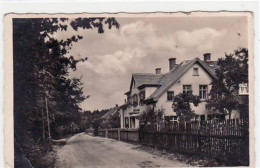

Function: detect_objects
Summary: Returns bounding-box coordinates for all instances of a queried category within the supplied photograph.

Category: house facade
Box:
[120,53,246,129]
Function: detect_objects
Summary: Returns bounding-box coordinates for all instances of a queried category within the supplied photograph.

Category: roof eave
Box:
[153,58,218,100]
[124,91,131,95]
[137,84,161,90]
[144,97,157,104]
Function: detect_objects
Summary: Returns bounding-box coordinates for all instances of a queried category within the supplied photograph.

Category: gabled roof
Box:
[101,106,119,119]
[129,73,163,91]
[146,58,217,101]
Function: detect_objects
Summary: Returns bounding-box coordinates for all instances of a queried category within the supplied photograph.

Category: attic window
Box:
[139,91,145,105]
[193,67,199,76]
[133,94,138,107]
[127,96,132,107]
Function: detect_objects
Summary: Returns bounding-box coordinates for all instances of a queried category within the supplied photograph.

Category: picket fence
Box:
[97,119,249,165]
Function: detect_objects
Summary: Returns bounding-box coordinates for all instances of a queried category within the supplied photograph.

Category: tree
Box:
[106,112,121,128]
[139,107,165,125]
[206,48,248,119]
[13,17,119,167]
[80,109,110,131]
[172,92,201,122]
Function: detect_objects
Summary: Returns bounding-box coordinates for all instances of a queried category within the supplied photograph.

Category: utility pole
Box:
[41,97,45,141]
[45,96,51,140]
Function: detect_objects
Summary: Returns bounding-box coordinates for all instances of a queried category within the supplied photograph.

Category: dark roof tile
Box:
[132,73,163,88]
[146,58,217,101]
[101,106,119,119]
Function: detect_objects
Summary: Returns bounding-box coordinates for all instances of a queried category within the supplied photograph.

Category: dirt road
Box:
[55,133,189,168]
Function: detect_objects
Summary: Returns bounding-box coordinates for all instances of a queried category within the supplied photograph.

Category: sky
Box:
[54,15,248,111]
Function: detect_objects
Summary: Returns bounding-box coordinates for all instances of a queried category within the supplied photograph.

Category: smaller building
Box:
[101,105,121,128]
[101,105,120,120]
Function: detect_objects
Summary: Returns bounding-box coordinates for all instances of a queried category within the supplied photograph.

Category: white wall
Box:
[121,83,155,128]
[120,110,124,129]
[145,87,157,98]
[156,63,213,116]
[121,62,240,129]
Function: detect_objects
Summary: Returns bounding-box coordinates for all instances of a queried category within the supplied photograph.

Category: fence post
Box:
[118,128,121,141]
[105,129,108,138]
[197,122,201,153]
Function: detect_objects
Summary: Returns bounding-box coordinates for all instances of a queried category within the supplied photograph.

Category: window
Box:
[199,85,208,100]
[167,91,174,101]
[139,91,145,105]
[193,67,199,76]
[133,94,138,107]
[173,116,178,121]
[183,85,192,94]
[239,83,249,95]
[200,115,205,121]
[207,114,213,120]
[127,96,132,107]
[125,118,129,128]
[195,115,199,121]
[130,117,136,128]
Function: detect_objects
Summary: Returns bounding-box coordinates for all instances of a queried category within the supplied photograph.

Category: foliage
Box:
[13,17,119,166]
[140,107,165,125]
[80,109,110,130]
[101,112,121,128]
[92,119,103,136]
[172,92,201,121]
[206,48,248,119]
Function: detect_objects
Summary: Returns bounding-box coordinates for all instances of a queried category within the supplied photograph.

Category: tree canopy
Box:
[139,107,165,125]
[172,92,201,121]
[13,17,119,167]
[13,17,119,146]
[206,48,248,119]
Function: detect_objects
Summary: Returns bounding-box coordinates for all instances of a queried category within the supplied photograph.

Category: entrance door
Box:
[130,117,136,128]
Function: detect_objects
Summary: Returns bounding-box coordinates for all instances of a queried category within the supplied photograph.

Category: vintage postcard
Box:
[4,12,254,167]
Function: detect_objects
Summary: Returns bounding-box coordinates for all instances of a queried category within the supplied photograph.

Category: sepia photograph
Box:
[4,12,253,167]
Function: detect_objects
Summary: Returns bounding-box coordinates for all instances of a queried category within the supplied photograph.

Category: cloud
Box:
[111,21,227,57]
[67,20,229,111]
[82,47,146,75]
[81,22,227,75]
[174,28,227,51]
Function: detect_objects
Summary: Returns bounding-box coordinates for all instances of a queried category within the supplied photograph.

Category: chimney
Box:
[203,53,211,62]
[155,68,161,74]
[115,104,118,107]
[169,58,177,71]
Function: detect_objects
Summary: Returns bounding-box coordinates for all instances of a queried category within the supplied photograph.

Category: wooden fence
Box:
[139,119,249,165]
[97,128,139,142]
[97,119,249,165]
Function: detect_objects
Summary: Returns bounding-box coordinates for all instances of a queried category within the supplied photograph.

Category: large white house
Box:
[120,53,247,129]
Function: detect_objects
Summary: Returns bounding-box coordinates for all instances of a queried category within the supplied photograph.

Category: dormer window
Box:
[193,67,199,76]
[133,94,138,107]
[139,91,145,105]
[127,96,132,107]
